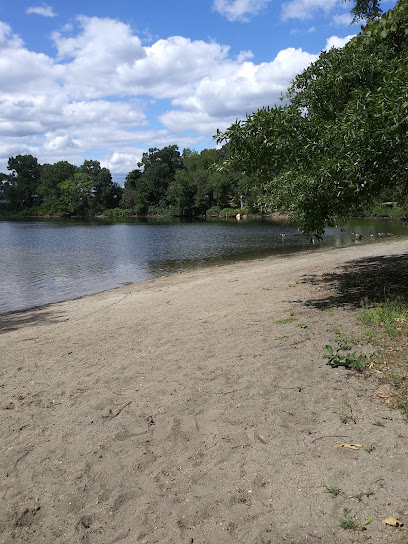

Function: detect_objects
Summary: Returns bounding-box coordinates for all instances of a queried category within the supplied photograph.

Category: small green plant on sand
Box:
[276,316,297,324]
[324,341,367,371]
[364,444,375,453]
[296,323,308,329]
[373,419,385,427]
[352,490,374,501]
[339,517,359,530]
[323,483,342,496]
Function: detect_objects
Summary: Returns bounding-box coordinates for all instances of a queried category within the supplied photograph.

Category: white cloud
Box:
[0,15,350,174]
[168,47,317,118]
[281,0,338,20]
[26,4,56,17]
[333,13,354,25]
[43,135,79,151]
[324,34,355,49]
[100,152,145,175]
[212,0,272,22]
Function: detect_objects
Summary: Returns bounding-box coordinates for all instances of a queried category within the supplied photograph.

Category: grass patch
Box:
[352,490,374,501]
[276,316,297,324]
[358,299,408,418]
[339,517,359,530]
[322,483,342,496]
[359,300,408,339]
[373,419,385,427]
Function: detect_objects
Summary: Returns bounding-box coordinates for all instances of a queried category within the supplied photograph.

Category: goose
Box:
[352,232,364,239]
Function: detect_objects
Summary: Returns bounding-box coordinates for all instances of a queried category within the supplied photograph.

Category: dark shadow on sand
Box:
[302,253,408,309]
[0,306,69,334]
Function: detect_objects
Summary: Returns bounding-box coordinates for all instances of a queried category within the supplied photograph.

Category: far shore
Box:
[1,238,407,543]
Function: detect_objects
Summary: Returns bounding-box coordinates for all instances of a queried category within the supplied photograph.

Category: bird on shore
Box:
[352,232,364,239]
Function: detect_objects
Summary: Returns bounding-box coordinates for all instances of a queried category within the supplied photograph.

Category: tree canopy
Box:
[0,158,123,216]
[216,0,408,236]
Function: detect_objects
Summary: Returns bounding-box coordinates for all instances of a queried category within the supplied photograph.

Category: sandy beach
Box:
[1,239,408,544]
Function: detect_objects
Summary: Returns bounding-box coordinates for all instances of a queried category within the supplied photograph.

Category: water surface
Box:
[1,217,407,314]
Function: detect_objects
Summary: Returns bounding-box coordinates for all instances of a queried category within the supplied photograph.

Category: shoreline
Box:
[1,238,408,543]
[1,234,405,319]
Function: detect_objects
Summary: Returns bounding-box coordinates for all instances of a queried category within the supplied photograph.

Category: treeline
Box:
[0,145,262,218]
[0,156,123,216]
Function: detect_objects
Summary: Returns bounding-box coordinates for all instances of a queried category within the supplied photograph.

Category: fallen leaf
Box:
[383,516,404,527]
[373,391,394,398]
[333,443,363,449]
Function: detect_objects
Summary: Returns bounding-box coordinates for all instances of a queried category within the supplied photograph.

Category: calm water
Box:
[1,217,407,314]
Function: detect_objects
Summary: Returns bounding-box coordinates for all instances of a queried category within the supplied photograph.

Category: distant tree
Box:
[3,155,41,209]
[121,169,143,211]
[38,161,78,211]
[93,167,123,210]
[57,173,94,216]
[78,160,121,211]
[121,145,183,213]
[80,159,102,181]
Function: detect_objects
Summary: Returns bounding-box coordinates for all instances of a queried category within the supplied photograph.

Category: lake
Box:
[1,216,407,314]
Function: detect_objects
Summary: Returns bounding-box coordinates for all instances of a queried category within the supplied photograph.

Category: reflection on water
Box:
[1,217,407,314]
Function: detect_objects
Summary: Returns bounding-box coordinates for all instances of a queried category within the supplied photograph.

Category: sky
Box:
[0,0,395,183]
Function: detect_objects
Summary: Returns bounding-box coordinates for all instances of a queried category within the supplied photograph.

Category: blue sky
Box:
[0,0,395,181]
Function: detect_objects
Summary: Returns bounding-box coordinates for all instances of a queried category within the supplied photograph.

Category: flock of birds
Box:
[352,231,394,240]
[279,230,394,241]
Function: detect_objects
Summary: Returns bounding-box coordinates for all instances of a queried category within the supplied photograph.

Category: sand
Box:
[1,239,408,544]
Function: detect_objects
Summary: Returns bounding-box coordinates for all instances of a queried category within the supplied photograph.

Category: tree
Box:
[92,167,123,210]
[216,0,408,236]
[121,145,183,213]
[347,0,382,22]
[57,173,94,216]
[38,161,78,211]
[3,155,41,209]
[78,160,121,211]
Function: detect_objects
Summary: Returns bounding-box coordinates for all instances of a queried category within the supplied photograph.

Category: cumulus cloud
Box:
[281,0,338,20]
[26,4,56,17]
[43,135,79,152]
[0,14,350,174]
[100,152,146,175]
[325,34,355,49]
[169,47,317,119]
[212,0,272,22]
